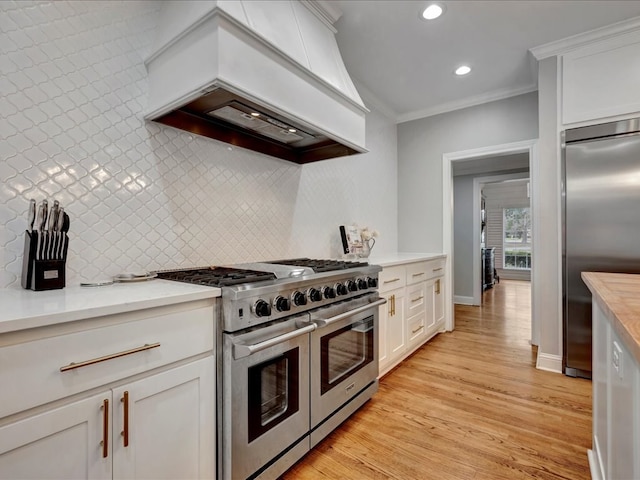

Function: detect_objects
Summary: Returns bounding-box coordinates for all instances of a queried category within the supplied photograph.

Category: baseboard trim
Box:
[587,449,602,480]
[454,295,474,305]
[536,352,562,373]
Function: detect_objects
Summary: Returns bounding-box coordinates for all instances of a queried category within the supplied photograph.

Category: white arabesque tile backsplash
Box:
[0,1,398,289]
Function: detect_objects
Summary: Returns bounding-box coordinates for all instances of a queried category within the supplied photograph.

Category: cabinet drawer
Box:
[0,303,214,419]
[379,266,406,293]
[406,283,426,317]
[424,258,445,280]
[406,262,428,285]
[407,312,426,344]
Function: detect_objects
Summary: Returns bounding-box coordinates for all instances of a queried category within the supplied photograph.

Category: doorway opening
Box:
[442,139,539,346]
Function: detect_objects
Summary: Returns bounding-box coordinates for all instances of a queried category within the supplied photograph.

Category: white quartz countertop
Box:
[368,252,446,267]
[0,280,221,334]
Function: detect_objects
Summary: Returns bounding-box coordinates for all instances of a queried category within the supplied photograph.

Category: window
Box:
[503,207,531,270]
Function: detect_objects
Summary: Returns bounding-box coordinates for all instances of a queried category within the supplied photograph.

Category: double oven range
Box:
[157,258,385,479]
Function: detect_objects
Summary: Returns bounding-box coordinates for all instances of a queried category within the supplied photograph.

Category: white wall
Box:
[0,1,398,289]
[453,175,474,300]
[535,56,562,366]
[397,92,539,253]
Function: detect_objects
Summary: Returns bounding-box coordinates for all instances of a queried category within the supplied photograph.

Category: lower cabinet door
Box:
[378,288,406,373]
[112,358,215,480]
[0,392,112,480]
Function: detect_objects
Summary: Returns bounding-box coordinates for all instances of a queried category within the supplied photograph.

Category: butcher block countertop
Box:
[582,272,640,365]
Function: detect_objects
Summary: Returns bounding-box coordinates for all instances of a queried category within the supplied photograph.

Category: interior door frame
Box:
[442,139,539,346]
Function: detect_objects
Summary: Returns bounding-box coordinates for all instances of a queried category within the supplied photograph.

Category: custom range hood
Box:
[145,0,369,164]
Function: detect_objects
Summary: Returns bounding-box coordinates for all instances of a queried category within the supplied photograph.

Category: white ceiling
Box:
[333,1,640,123]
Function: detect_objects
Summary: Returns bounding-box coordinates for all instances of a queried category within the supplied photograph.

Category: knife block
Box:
[21,230,67,291]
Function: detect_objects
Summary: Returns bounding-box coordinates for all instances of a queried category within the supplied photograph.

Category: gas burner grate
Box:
[266,258,369,273]
[156,267,276,287]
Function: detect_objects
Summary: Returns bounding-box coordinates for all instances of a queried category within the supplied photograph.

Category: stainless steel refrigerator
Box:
[562,117,640,379]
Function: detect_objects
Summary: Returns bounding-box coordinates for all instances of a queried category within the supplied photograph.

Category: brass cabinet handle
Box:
[101,398,109,458]
[412,325,424,334]
[384,278,400,284]
[433,267,443,272]
[60,343,161,372]
[412,272,425,277]
[411,295,424,303]
[121,391,129,447]
[436,279,441,294]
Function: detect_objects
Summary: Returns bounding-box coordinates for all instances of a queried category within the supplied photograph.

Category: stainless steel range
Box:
[157,258,385,480]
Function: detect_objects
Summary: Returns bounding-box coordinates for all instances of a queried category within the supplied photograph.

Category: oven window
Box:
[247,348,299,442]
[321,316,374,394]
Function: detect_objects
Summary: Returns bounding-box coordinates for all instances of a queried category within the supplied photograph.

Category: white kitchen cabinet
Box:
[406,282,427,347]
[0,359,213,480]
[377,256,446,377]
[0,299,216,480]
[562,29,640,125]
[112,358,214,480]
[379,286,406,373]
[0,392,111,479]
[590,300,640,480]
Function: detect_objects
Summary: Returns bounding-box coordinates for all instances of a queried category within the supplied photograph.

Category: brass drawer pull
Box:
[121,391,129,447]
[412,272,425,277]
[384,278,401,284]
[60,343,161,372]
[436,279,441,294]
[411,296,424,303]
[412,325,424,334]
[433,267,443,272]
[101,398,109,458]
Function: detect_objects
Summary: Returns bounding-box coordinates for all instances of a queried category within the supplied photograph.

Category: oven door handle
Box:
[313,297,387,328]
[233,323,317,359]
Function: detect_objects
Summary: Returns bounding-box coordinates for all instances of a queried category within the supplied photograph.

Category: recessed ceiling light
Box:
[422,4,443,20]
[250,112,260,117]
[455,65,471,76]
[288,128,297,133]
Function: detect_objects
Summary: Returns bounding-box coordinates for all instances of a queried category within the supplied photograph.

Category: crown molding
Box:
[530,16,640,60]
[397,84,538,124]
[300,1,342,32]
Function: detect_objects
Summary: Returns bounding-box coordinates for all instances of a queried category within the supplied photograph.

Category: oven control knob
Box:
[323,286,336,299]
[346,280,358,292]
[308,288,322,302]
[367,277,378,288]
[292,291,307,306]
[357,278,368,290]
[336,283,348,296]
[253,299,271,317]
[274,295,291,312]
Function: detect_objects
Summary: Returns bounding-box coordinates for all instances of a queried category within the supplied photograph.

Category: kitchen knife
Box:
[27,199,36,233]
[60,212,70,260]
[47,202,59,260]
[55,207,64,260]
[34,203,44,260]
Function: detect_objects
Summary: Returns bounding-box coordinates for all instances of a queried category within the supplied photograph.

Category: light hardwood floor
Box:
[283,280,592,480]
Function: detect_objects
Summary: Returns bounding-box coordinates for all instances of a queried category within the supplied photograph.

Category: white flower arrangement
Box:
[360,227,379,242]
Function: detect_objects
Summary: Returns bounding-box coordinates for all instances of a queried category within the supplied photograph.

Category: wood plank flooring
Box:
[282,280,592,480]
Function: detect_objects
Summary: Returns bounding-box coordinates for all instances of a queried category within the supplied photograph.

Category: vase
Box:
[358,238,375,258]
